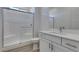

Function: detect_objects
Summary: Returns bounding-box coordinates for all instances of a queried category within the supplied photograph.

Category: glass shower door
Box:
[18,11,33,43]
[3,8,33,47]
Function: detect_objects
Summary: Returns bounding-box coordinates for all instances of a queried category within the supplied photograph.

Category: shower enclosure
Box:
[1,8,34,48]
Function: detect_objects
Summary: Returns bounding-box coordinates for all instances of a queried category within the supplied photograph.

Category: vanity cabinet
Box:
[62,38,79,52]
[53,42,73,52]
[40,38,74,52]
[39,32,75,52]
[40,39,53,52]
[40,33,61,44]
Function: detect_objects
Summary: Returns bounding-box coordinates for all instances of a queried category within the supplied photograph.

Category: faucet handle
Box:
[59,27,62,30]
[62,26,65,29]
[59,26,65,33]
[59,26,65,29]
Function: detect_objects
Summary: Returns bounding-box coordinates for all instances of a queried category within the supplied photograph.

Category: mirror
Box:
[49,7,79,33]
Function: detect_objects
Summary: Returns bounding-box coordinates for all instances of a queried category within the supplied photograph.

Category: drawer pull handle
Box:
[66,43,77,48]
[49,43,51,48]
[51,44,53,51]
[49,43,53,51]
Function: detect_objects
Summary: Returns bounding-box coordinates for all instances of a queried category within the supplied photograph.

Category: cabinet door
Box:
[53,43,74,52]
[40,39,52,52]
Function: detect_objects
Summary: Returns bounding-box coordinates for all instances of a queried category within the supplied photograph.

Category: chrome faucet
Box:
[59,26,65,33]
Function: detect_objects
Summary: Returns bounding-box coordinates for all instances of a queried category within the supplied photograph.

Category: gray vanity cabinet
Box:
[39,32,75,52]
[40,39,52,52]
[53,42,73,52]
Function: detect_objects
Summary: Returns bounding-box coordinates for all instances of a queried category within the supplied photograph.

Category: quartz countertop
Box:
[40,31,79,42]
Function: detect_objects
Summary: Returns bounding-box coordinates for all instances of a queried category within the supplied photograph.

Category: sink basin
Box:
[49,32,59,34]
[49,32,66,35]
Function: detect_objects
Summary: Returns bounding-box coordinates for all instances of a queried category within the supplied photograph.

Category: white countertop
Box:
[40,31,79,42]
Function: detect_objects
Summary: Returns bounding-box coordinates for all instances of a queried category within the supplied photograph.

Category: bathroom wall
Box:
[0,8,2,48]
[33,7,41,37]
[40,8,49,31]
[34,7,49,37]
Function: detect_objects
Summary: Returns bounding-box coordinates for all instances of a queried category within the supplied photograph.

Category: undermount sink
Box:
[49,31,66,35]
[49,32,59,34]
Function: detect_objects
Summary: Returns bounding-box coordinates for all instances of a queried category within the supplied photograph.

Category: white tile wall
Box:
[0,8,2,48]
[34,7,49,37]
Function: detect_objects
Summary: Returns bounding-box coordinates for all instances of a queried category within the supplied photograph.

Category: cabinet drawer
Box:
[39,33,61,44]
[62,38,79,51]
[53,42,74,52]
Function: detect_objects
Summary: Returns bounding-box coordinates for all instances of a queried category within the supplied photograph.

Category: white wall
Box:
[33,8,41,37]
[34,7,49,37]
[40,8,49,31]
[0,8,2,48]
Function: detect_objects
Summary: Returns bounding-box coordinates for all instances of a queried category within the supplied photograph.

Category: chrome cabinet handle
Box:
[49,43,53,51]
[49,43,51,48]
[51,44,53,51]
[66,43,77,48]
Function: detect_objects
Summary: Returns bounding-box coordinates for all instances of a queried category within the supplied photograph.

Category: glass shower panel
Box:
[48,17,54,30]
[19,12,33,43]
[3,9,33,47]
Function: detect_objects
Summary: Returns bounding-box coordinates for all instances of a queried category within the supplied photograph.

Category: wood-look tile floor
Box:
[6,44,33,52]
